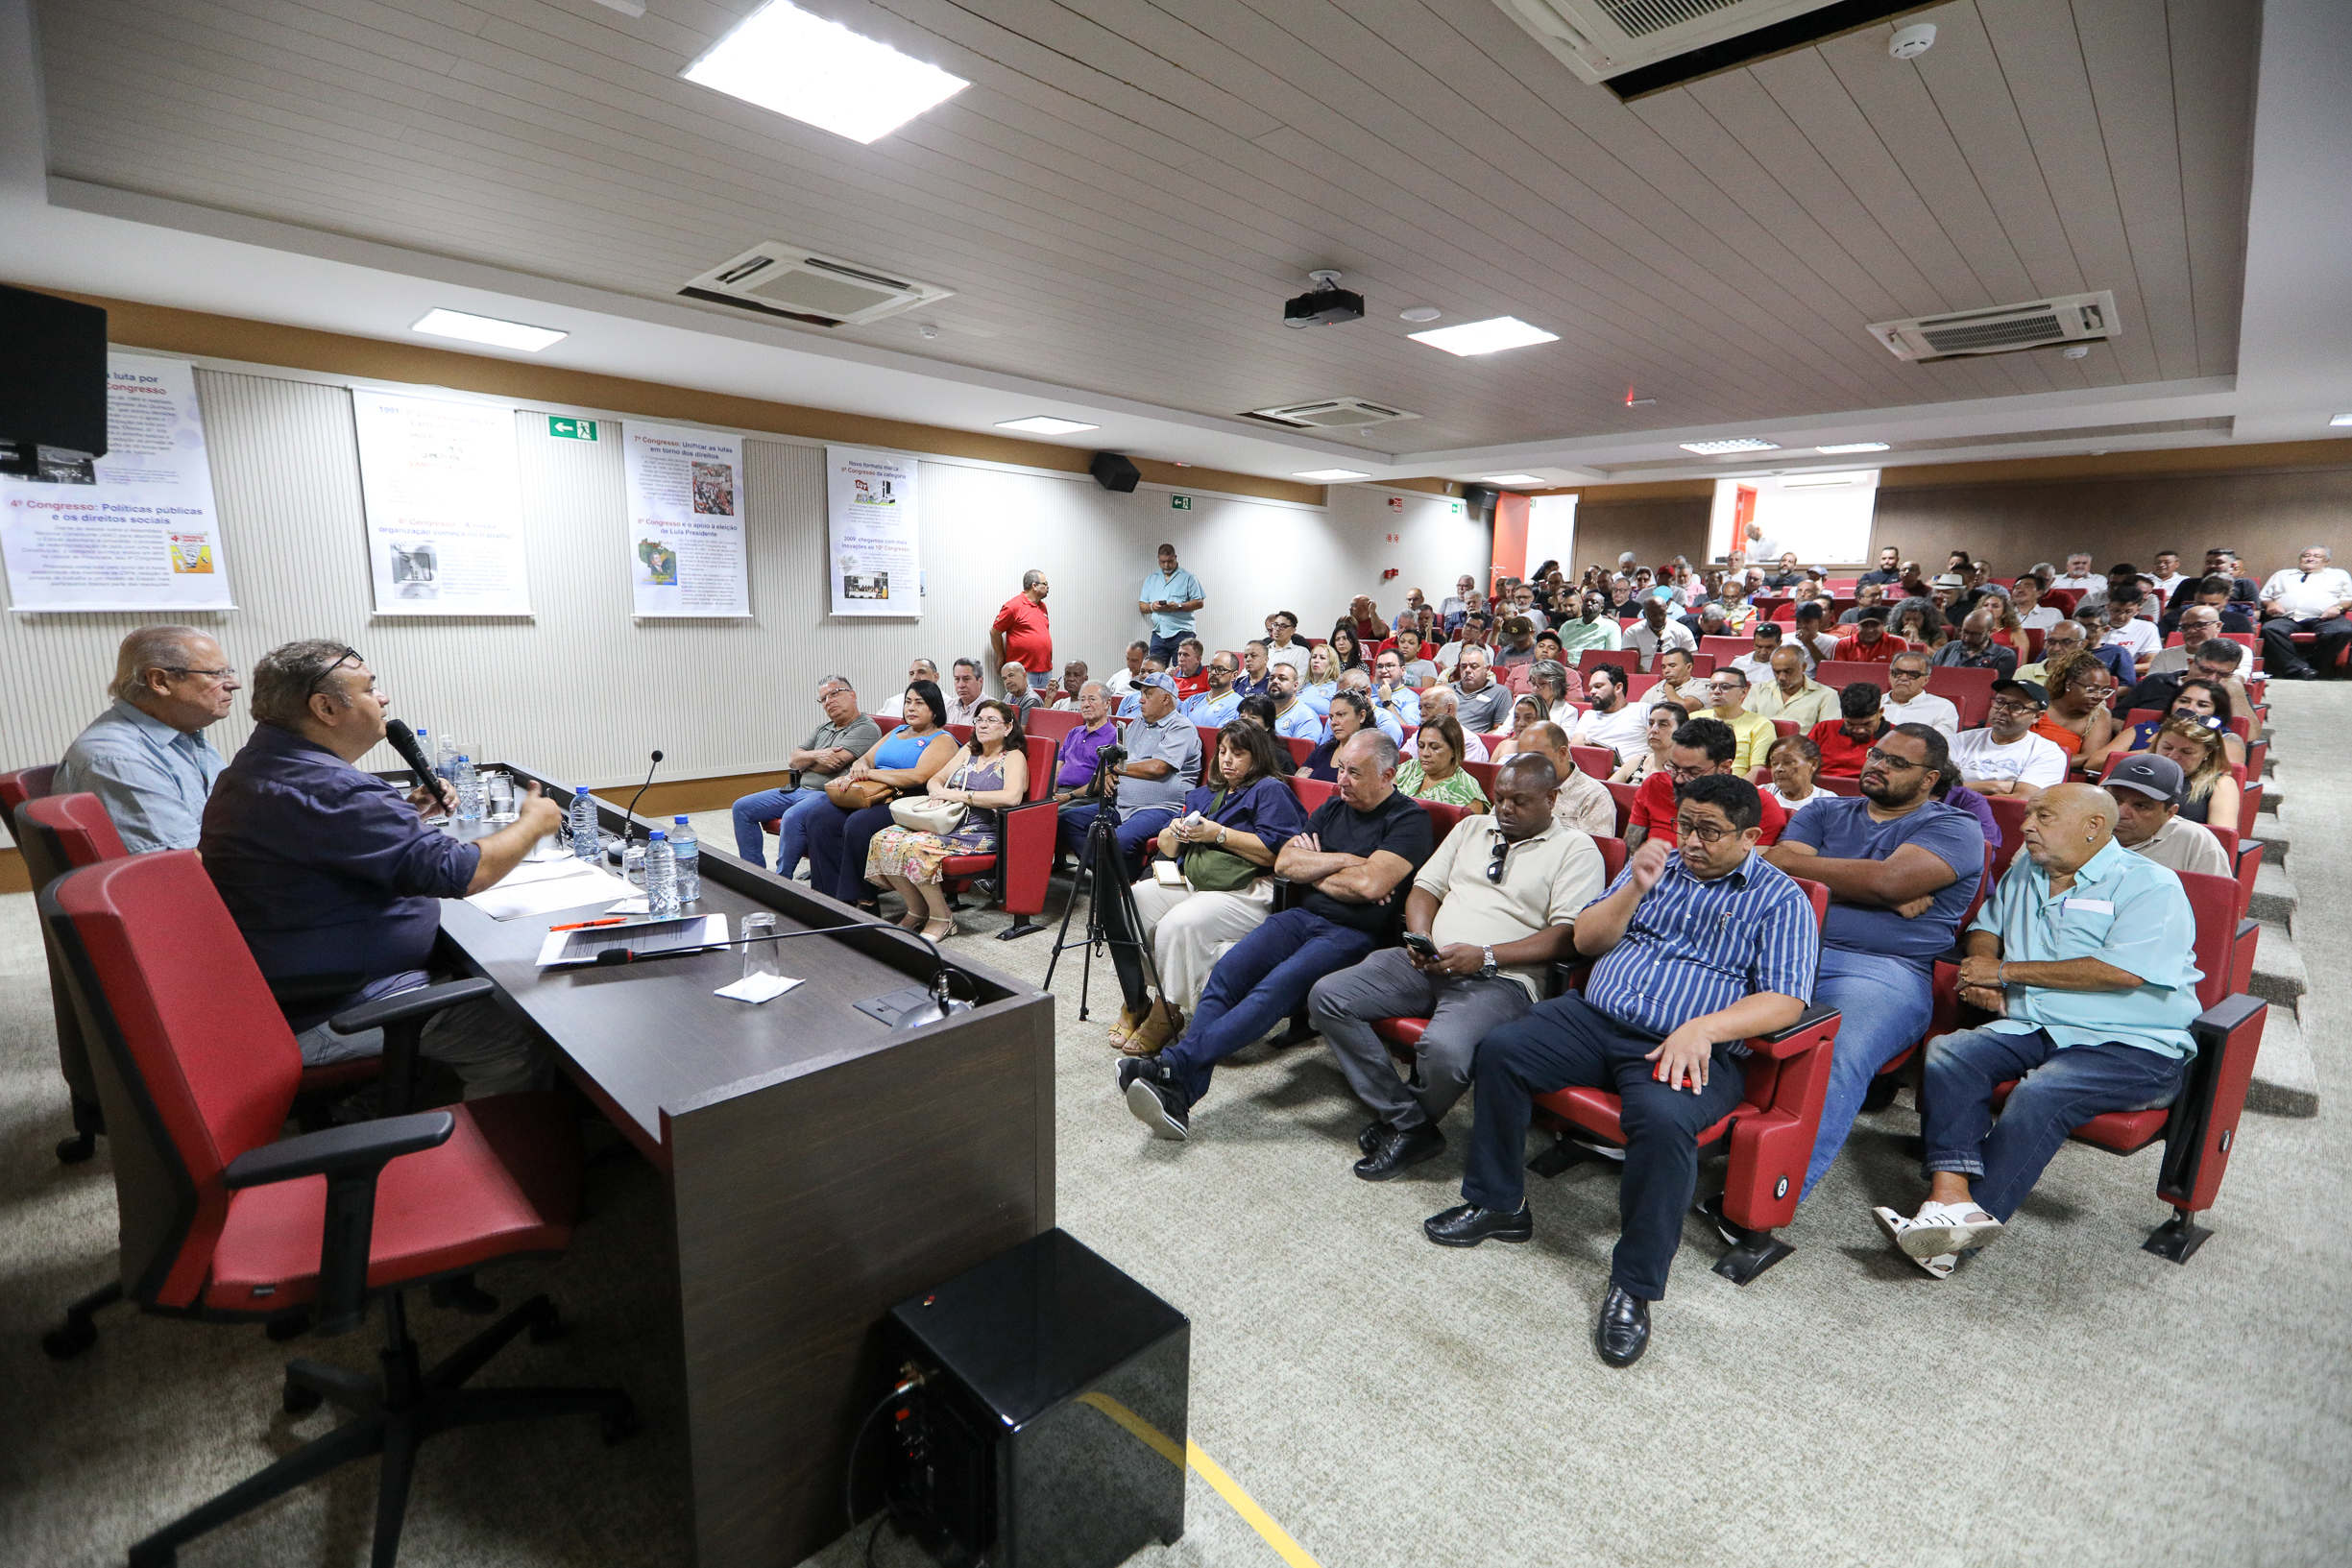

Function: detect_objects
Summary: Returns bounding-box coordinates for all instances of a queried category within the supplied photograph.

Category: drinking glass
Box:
[484,771,516,822]
[740,913,780,978]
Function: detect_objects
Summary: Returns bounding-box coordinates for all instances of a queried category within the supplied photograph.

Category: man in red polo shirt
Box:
[1807,682,1890,776]
[1620,714,1786,851]
[1832,610,1908,665]
[991,569,1053,695]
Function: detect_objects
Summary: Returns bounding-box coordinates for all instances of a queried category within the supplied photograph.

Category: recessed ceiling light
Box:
[410,308,567,352]
[994,416,1099,436]
[1399,306,1443,323]
[683,0,969,145]
[1816,442,1891,454]
[2332,413,2352,427]
[1294,469,1371,482]
[1479,474,1544,486]
[1680,437,1780,455]
[1407,317,1558,356]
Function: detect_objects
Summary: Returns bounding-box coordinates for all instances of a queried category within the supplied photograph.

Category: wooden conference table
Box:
[433,770,1055,1568]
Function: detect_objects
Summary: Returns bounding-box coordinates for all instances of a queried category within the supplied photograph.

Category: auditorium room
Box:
[5,0,2349,1563]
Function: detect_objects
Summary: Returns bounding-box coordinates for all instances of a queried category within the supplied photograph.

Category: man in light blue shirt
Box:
[1138,543,1205,666]
[1871,784,2202,1276]
[52,626,240,853]
[1266,662,1323,742]
[1181,650,1245,726]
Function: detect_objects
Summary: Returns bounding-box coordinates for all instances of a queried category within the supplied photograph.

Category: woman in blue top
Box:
[806,679,960,912]
[1301,690,1371,782]
[1105,722,1308,1055]
[1298,644,1340,716]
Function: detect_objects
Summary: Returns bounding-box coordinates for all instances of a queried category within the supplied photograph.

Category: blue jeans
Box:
[1922,1025,2187,1222]
[1148,632,1187,666]
[1800,948,1936,1199]
[1157,907,1375,1106]
[732,784,829,873]
[1057,801,1176,880]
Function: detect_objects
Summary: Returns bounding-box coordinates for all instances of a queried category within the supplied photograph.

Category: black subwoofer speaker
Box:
[882,1228,1189,1568]
[1087,451,1142,493]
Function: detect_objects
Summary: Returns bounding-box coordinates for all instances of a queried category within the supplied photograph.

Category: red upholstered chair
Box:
[15,793,130,1165]
[1576,649,1629,678]
[1816,661,1892,691]
[938,733,1060,940]
[1286,736,1316,768]
[1985,795,2030,880]
[1604,781,1639,838]
[2289,630,2352,670]
[1816,775,1862,798]
[1699,636,1752,667]
[1689,654,1716,677]
[1026,708,1080,744]
[1,761,58,848]
[1927,667,1997,730]
[1626,673,1661,700]
[39,852,636,1564]
[1569,745,1615,781]
[2046,588,2080,615]
[1773,720,1799,738]
[1462,760,1499,801]
[1526,875,1842,1285]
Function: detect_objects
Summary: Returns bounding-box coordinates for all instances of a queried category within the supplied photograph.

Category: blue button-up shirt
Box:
[1586,852,1820,1039]
[201,724,481,1011]
[1141,567,1204,639]
[1971,836,2201,1058]
[51,699,225,854]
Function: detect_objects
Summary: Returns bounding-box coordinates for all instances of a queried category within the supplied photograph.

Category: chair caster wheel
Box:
[128,1544,175,1568]
[56,1131,97,1165]
[42,1317,98,1360]
[430,1277,499,1315]
[265,1313,311,1342]
[601,1404,643,1445]
[283,1380,325,1415]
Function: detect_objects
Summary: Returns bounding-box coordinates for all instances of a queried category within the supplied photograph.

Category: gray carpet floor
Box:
[5,687,2348,1567]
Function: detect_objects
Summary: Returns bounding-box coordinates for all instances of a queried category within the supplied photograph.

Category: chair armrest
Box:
[1270,876,1301,913]
[221,1111,456,1190]
[267,973,365,1012]
[1545,958,1592,1000]
[1746,1001,1841,1059]
[328,977,497,1035]
[223,1111,457,1338]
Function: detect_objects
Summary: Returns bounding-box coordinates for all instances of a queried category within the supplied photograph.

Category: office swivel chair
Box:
[41,851,637,1566]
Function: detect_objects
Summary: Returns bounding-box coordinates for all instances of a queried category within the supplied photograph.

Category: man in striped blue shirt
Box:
[1425,775,1818,1367]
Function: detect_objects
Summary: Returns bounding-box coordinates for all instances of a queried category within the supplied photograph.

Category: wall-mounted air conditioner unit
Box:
[681,242,953,326]
[1491,0,1845,84]
[1868,291,2120,362]
[1245,397,1422,431]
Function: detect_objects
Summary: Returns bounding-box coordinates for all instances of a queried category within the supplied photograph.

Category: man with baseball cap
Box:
[2105,755,2232,878]
[1949,680,2069,799]
[1058,670,1201,878]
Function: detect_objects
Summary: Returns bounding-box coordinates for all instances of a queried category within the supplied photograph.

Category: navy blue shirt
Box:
[1782,796,1984,966]
[1177,775,1307,861]
[201,724,481,1008]
[1298,789,1435,934]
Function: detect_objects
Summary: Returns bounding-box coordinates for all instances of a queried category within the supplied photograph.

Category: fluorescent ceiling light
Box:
[994,416,1099,436]
[1294,469,1371,482]
[1816,442,1890,454]
[1479,474,1544,486]
[1680,437,1780,455]
[410,308,567,352]
[684,1,969,145]
[1407,317,1558,356]
[1782,476,1858,488]
[2332,413,2352,427]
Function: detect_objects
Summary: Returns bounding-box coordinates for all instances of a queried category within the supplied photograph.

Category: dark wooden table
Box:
[434,774,1056,1568]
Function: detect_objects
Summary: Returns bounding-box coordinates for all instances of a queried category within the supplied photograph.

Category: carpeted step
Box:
[2249,924,2307,1006]
[2250,819,2290,864]
[2248,861,2299,929]
[2246,1004,2318,1120]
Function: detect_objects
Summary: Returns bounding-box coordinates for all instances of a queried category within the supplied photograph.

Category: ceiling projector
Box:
[1284,270,1364,329]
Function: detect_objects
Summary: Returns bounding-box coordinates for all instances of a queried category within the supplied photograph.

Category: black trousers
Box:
[2263,615,2351,676]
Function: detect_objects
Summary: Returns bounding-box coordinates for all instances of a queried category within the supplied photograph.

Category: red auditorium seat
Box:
[1569,745,1616,781]
[0,762,58,849]
[1026,708,1080,743]
[1927,667,1997,730]
[937,733,1060,941]
[1699,636,1753,667]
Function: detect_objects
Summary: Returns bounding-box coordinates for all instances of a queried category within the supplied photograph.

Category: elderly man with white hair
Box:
[2259,544,2352,680]
[1409,687,1490,762]
[52,624,243,852]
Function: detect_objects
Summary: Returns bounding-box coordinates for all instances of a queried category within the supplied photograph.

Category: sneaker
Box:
[1873,1200,2003,1262]
[1122,1060,1190,1141]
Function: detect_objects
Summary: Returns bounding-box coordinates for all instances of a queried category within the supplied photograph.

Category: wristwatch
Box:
[1477,947,1499,979]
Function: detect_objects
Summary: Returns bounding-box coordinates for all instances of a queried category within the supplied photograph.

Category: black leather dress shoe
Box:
[1354,1123,1445,1181]
[1593,1285,1650,1367]
[1357,1120,1389,1156]
[1422,1202,1532,1247]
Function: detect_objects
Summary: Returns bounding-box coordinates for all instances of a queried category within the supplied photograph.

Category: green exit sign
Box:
[1170,495,1192,510]
[547,416,598,441]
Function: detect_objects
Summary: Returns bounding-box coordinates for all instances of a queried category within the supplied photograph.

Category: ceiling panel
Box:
[33,0,2258,453]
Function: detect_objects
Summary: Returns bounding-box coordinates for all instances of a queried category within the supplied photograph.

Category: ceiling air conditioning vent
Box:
[1868,291,2120,362]
[1246,397,1422,431]
[1493,0,1848,84]
[681,242,953,327]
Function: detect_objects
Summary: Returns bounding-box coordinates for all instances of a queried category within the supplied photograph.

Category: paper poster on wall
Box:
[620,421,749,617]
[352,390,531,615]
[826,446,920,616]
[0,354,235,612]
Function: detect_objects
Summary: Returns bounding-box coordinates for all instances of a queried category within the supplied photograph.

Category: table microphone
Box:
[383,719,454,808]
[620,749,665,843]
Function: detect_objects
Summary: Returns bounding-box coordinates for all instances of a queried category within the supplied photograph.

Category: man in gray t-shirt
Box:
[732,675,883,876]
[1055,671,1202,877]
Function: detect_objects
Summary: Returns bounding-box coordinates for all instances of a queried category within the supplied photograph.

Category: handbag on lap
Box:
[825,775,898,811]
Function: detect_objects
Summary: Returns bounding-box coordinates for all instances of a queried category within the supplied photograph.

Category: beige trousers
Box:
[1128,876,1278,1009]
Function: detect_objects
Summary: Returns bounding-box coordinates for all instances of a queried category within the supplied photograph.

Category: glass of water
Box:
[740,913,780,978]
[484,771,517,821]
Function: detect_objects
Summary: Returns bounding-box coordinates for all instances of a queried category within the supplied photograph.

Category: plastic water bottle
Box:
[454,756,482,822]
[644,830,679,918]
[669,815,700,904]
[435,732,462,785]
[569,787,600,862]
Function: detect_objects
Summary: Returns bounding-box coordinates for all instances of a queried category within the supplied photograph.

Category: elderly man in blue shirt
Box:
[200,639,564,1098]
[52,625,243,853]
[1871,783,2203,1277]
[1425,774,1819,1367]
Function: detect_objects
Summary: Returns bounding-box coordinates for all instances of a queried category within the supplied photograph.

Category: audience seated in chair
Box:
[1624,717,1787,851]
[730,674,881,876]
[53,625,240,855]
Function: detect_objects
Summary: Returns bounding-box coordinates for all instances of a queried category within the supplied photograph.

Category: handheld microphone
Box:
[620,749,665,843]
[383,719,453,808]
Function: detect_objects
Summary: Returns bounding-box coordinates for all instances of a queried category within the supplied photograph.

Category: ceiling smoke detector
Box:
[1889,22,1936,58]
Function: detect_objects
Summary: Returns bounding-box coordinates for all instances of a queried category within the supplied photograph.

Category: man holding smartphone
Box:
[1308,755,1605,1180]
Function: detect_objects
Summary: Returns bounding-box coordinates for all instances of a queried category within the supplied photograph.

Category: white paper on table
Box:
[606,896,649,915]
[535,912,727,968]
[467,862,635,920]
[714,973,803,1004]
[496,855,605,887]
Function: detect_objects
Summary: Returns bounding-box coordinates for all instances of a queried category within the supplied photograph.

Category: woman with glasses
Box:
[1612,701,1687,784]
[865,699,1029,942]
[2029,649,2118,766]
[2083,676,2244,773]
[1395,717,1489,811]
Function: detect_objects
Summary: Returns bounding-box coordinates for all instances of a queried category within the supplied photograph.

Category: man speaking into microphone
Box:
[201,639,560,1098]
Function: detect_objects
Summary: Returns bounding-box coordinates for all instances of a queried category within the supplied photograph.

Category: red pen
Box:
[548,917,627,932]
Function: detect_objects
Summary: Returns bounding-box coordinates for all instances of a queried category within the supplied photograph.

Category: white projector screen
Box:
[1709,470,1879,567]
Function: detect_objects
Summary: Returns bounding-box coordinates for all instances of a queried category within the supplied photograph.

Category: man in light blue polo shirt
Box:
[1181,650,1245,726]
[1871,783,2201,1276]
[1138,543,1205,666]
[1266,662,1322,743]
[52,626,241,853]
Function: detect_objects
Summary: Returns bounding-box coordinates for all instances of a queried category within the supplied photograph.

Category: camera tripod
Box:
[1041,773,1166,1025]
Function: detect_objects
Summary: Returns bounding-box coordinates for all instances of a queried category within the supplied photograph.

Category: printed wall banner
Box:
[622,421,750,617]
[352,390,531,615]
[826,446,920,616]
[0,354,234,612]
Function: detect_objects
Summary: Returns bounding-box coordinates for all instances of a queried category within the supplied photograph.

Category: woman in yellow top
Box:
[1394,717,1489,811]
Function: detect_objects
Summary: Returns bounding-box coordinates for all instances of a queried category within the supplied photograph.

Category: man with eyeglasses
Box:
[1763,725,1984,1203]
[54,625,242,853]
[1951,681,2069,799]
[1879,653,1959,739]
[1179,651,1245,726]
[1704,668,1777,775]
[1311,754,1604,1180]
[731,675,880,876]
[1622,717,1788,852]
[201,641,562,1098]
[1425,774,1817,1366]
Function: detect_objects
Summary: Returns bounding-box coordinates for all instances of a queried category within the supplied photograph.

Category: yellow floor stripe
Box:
[1077,1393,1322,1568]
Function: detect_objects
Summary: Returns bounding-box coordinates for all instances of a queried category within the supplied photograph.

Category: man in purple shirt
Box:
[201,640,563,1098]
[1049,682,1123,798]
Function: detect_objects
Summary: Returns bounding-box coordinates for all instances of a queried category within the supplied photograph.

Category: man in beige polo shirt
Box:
[1309,754,1608,1180]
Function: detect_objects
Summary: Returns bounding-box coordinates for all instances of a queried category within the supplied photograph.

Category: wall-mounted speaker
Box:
[1459,483,1497,519]
[1088,452,1142,493]
[0,284,109,472]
